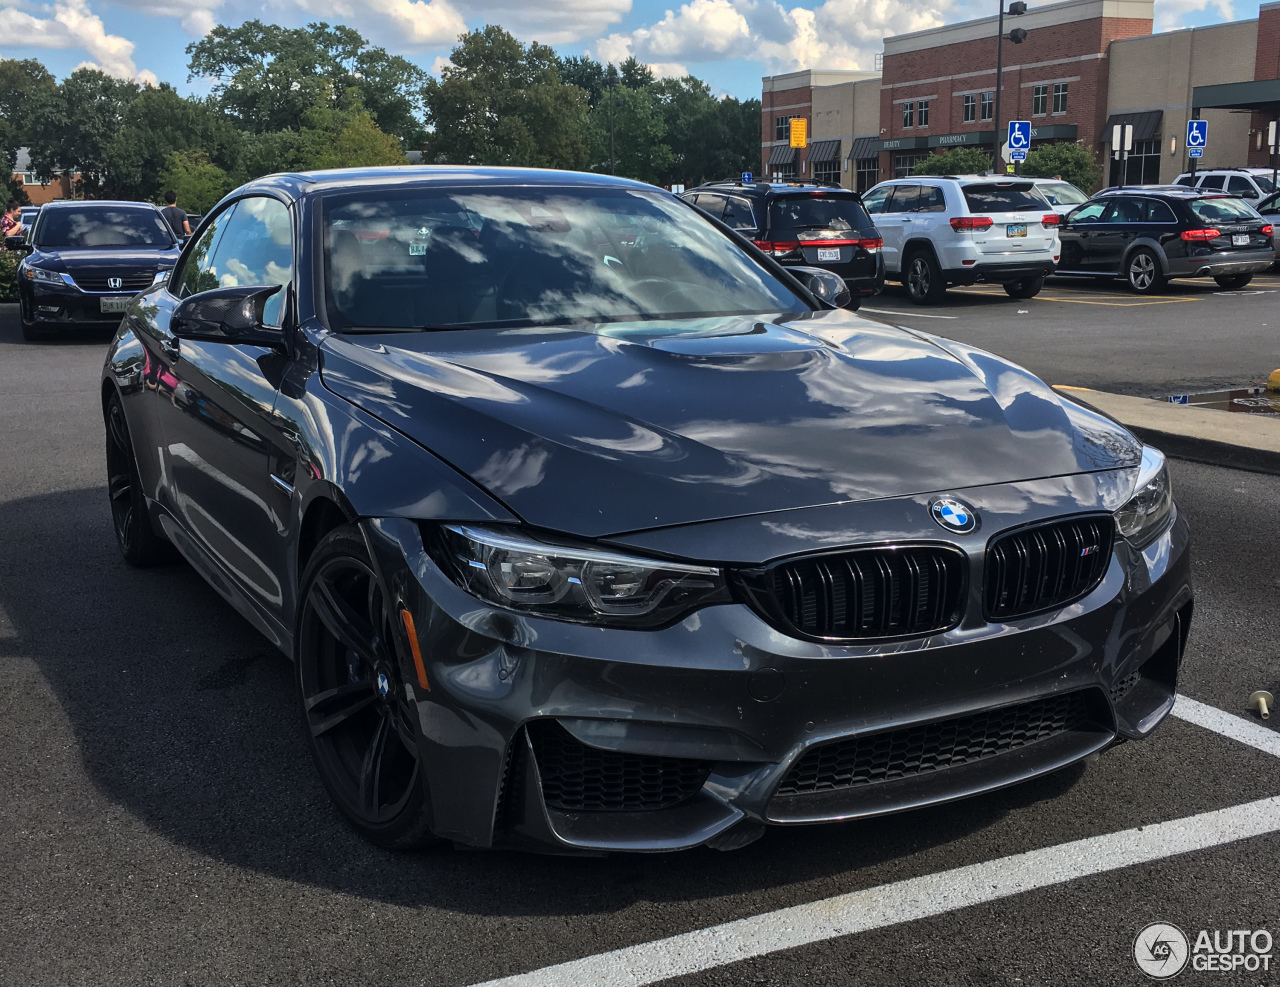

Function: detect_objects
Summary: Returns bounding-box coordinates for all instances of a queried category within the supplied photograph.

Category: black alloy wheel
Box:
[1126,248,1165,294]
[1004,276,1045,299]
[905,251,945,305]
[1214,273,1253,290]
[297,526,437,848]
[105,391,175,567]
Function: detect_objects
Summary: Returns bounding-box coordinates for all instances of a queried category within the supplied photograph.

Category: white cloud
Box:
[596,0,956,73]
[295,0,466,48]
[0,0,154,80]
[1153,0,1232,30]
[451,0,630,45]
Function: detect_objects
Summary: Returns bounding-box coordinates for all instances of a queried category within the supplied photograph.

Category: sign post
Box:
[1007,120,1030,171]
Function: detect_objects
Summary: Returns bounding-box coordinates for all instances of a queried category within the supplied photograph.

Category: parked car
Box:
[681,180,883,307]
[861,177,1060,304]
[19,204,40,233]
[102,166,1191,854]
[1173,168,1275,206]
[1028,177,1090,215]
[14,200,182,341]
[1056,187,1274,293]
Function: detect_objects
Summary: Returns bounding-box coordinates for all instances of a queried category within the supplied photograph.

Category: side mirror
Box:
[5,235,26,251]
[171,284,283,345]
[790,266,853,308]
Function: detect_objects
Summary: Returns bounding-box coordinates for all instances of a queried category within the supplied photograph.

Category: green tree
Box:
[158,149,234,213]
[588,83,671,184]
[1022,140,1102,193]
[911,147,993,177]
[558,55,606,108]
[0,58,56,202]
[311,111,408,168]
[26,68,141,195]
[423,26,590,169]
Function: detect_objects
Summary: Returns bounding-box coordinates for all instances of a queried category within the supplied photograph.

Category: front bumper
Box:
[365,473,1192,854]
[22,279,134,328]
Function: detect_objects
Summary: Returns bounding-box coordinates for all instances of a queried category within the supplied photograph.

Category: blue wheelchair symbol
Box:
[741,171,753,184]
[1186,120,1208,149]
[1008,120,1031,150]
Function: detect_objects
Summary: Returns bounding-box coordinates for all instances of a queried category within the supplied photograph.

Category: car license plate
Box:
[1007,224,1027,238]
[1233,234,1251,246]
[817,247,841,262]
[100,297,130,314]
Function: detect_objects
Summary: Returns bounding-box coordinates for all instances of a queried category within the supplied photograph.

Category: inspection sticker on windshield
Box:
[1234,234,1250,246]
[100,297,129,313]
[817,247,841,262]
[1007,224,1027,238]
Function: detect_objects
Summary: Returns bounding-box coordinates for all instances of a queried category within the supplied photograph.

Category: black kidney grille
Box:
[73,274,153,293]
[526,721,712,812]
[777,691,1093,796]
[984,516,1113,621]
[763,547,966,640]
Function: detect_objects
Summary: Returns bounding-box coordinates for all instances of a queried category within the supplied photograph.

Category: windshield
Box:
[1037,183,1089,206]
[1253,175,1275,194]
[769,194,872,232]
[961,183,1050,212]
[36,207,174,248]
[322,187,806,331]
[1189,197,1264,224]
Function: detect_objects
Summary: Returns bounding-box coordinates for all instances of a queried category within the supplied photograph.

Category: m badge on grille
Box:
[107,277,123,289]
[929,497,979,534]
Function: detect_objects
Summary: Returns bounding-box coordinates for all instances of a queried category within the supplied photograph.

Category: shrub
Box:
[0,250,19,303]
[911,147,994,177]
[1022,141,1102,193]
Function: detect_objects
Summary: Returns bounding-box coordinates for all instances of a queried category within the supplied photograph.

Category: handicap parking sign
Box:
[1186,119,1208,152]
[741,171,753,184]
[1008,120,1031,161]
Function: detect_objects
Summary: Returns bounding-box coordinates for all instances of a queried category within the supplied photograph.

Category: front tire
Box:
[904,251,946,305]
[105,391,176,567]
[1214,273,1253,290]
[296,526,438,849]
[1004,276,1045,299]
[1125,248,1165,294]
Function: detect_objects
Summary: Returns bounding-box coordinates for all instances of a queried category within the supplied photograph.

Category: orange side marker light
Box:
[400,608,430,691]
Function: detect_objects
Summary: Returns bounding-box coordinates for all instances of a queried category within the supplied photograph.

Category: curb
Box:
[1054,385,1280,477]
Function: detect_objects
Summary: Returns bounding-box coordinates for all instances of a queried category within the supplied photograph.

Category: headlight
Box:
[1114,445,1174,547]
[429,524,731,628]
[23,267,74,285]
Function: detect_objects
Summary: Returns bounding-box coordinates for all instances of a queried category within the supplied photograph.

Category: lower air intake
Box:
[526,720,712,812]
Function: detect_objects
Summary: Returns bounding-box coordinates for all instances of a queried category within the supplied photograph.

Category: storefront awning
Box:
[1104,110,1162,142]
[807,139,841,163]
[847,135,879,161]
[768,144,798,166]
[1193,78,1280,110]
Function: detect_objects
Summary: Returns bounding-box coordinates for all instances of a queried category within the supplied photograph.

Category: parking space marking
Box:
[860,307,958,319]
[467,697,1280,987]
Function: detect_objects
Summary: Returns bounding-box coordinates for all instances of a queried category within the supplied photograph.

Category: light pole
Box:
[992,0,1027,173]
[605,68,619,174]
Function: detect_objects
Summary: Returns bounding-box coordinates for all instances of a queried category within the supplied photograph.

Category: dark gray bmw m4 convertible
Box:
[101,167,1192,853]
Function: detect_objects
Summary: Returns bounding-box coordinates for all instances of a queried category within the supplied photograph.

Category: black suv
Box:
[1056,187,1274,293]
[681,181,883,307]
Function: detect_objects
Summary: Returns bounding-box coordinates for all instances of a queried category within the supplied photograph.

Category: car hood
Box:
[33,246,179,271]
[319,310,1141,537]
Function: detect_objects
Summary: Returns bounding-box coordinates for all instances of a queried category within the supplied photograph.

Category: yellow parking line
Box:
[1036,294,1200,306]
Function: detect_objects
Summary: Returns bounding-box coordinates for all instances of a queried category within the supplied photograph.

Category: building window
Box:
[980,92,994,121]
[902,102,914,128]
[1124,138,1161,184]
[963,94,976,123]
[1032,85,1048,116]
[855,157,879,192]
[20,172,39,185]
[893,151,931,177]
[917,100,930,128]
[813,159,840,184]
[775,116,792,142]
[773,160,797,181]
[1052,82,1068,114]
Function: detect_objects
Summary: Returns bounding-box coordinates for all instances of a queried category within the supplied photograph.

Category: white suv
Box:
[862,176,1061,304]
[1173,168,1275,206]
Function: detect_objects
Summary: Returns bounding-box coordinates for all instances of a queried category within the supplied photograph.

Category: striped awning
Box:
[847,135,879,161]
[1104,110,1163,143]
[807,139,841,163]
[768,144,798,166]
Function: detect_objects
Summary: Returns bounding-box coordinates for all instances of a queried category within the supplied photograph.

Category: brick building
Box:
[762,0,1280,192]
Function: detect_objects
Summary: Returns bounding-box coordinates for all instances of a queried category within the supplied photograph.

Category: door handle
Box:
[160,337,180,361]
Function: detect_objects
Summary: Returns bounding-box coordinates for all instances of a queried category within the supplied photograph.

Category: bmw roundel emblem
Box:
[930,497,979,534]
[377,672,391,697]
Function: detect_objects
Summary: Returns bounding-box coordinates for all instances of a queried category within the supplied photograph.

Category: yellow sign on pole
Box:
[789,117,808,149]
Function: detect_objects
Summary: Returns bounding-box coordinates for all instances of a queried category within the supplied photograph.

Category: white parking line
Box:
[860,307,958,319]
[467,698,1280,987]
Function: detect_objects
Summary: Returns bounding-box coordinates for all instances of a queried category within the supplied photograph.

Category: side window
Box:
[886,185,920,212]
[204,197,294,326]
[172,207,235,300]
[918,186,947,212]
[1199,174,1225,190]
[1228,175,1255,195]
[1068,201,1108,223]
[694,193,726,220]
[1104,198,1144,223]
[721,197,757,230]
[1174,175,1195,187]
[1146,199,1177,222]
[861,187,891,214]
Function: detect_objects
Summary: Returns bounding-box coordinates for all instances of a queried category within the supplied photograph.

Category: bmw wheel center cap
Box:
[377,672,391,697]
[930,497,979,534]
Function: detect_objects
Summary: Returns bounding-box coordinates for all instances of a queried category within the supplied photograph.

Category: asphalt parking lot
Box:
[2,292,1280,987]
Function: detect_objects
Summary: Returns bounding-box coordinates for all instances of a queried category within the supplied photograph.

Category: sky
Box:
[0,0,1244,101]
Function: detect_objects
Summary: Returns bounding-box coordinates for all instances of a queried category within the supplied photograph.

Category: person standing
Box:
[160,190,191,238]
[2,200,23,246]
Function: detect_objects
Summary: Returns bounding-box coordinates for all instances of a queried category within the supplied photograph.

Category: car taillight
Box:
[950,216,994,230]
[1263,225,1274,237]
[1041,214,1060,227]
[1181,228,1220,241]
[754,240,802,255]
